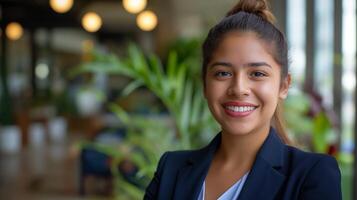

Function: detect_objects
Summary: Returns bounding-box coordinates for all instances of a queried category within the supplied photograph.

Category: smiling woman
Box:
[204,32,289,144]
[144,0,342,200]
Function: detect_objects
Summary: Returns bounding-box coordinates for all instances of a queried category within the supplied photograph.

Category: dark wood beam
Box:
[0,8,14,125]
[304,0,315,91]
[333,0,343,152]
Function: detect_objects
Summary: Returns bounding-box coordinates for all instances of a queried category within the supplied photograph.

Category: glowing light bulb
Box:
[6,22,23,41]
[123,0,147,14]
[137,10,158,31]
[50,0,73,13]
[82,12,102,33]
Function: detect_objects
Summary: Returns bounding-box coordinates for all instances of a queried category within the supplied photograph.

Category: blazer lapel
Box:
[238,128,286,200]
[172,128,286,200]
[237,156,285,200]
[173,133,221,200]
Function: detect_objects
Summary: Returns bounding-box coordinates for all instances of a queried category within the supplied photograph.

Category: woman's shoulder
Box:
[285,145,338,165]
[160,147,207,165]
[144,148,206,199]
[153,148,206,178]
[283,145,341,177]
[282,146,342,199]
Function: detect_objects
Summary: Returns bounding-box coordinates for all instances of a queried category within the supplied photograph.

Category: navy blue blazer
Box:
[144,128,342,200]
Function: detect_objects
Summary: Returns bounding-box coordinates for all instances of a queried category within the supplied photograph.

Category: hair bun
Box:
[226,0,276,24]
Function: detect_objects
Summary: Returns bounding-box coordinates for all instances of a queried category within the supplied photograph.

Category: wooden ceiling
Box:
[0,0,240,43]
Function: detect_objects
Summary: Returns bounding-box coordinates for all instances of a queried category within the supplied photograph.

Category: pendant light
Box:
[50,0,73,13]
[82,12,102,33]
[123,0,147,14]
[6,22,23,41]
[136,10,158,31]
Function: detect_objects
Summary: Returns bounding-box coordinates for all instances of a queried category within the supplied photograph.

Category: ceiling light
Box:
[50,0,73,13]
[82,12,102,33]
[6,22,23,41]
[123,0,147,14]
[136,10,158,31]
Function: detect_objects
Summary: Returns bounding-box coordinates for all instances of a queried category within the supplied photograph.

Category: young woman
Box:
[144,0,342,199]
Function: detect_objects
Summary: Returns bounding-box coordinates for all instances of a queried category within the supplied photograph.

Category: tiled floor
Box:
[0,134,110,200]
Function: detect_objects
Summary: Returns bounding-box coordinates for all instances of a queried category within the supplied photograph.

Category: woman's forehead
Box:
[211,32,276,64]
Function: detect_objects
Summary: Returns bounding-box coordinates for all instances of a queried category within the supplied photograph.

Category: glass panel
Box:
[287,0,306,87]
[341,0,356,154]
[314,0,334,108]
[341,1,356,199]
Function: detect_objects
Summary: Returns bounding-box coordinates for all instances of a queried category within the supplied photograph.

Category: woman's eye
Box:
[251,71,266,77]
[214,71,232,77]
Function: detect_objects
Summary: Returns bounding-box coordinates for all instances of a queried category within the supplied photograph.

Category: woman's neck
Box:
[215,125,271,171]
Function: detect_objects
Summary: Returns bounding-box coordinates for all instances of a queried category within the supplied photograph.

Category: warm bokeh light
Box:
[136,10,158,31]
[123,0,147,14]
[81,12,102,33]
[5,22,23,41]
[49,0,73,13]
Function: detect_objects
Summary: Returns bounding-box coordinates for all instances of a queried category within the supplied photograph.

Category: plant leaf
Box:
[121,80,143,97]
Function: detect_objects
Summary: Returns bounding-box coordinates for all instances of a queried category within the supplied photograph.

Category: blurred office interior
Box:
[0,0,356,199]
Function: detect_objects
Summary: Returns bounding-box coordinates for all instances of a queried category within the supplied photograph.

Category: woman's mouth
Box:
[222,102,258,117]
[225,105,256,112]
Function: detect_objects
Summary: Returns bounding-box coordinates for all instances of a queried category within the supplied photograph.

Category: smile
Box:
[222,102,258,117]
[225,106,256,112]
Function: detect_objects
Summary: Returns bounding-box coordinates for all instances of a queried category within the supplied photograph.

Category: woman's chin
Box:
[221,125,254,136]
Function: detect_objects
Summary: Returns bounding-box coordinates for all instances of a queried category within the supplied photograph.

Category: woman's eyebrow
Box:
[209,61,234,68]
[244,62,272,68]
[209,61,272,68]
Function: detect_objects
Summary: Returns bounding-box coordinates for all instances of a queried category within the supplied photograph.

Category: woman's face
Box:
[204,32,290,136]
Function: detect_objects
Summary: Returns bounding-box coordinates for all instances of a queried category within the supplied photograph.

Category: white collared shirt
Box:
[197,171,250,200]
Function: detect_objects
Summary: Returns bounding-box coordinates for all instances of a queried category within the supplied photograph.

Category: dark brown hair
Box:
[202,0,291,144]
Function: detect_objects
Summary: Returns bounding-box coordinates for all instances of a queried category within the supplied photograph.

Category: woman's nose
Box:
[227,76,250,97]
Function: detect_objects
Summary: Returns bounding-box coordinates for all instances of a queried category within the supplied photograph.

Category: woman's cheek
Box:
[256,81,281,105]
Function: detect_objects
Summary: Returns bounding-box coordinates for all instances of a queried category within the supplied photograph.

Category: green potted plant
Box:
[72,39,219,199]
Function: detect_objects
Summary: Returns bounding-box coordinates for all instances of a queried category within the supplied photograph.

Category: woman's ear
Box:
[279,73,291,99]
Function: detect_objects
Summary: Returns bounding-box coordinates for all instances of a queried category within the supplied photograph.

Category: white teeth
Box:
[226,106,255,112]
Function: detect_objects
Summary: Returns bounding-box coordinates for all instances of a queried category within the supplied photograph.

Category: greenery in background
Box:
[284,91,334,153]
[80,109,178,199]
[72,39,219,149]
[72,38,219,199]
[73,39,351,199]
[284,91,352,200]
[53,89,78,116]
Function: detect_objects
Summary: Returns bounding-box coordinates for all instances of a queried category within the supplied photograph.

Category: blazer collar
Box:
[173,127,286,200]
[173,133,220,200]
[255,127,285,168]
[238,127,286,200]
